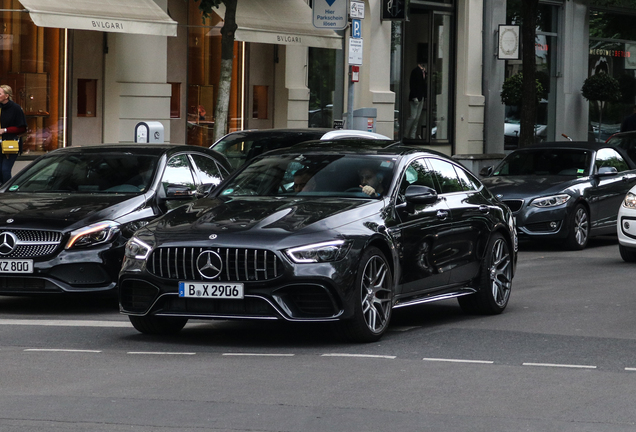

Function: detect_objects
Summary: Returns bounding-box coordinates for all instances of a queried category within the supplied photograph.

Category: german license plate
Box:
[179,282,244,299]
[0,259,33,273]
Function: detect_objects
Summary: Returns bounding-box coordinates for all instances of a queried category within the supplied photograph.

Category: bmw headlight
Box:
[286,240,352,263]
[623,192,636,209]
[530,194,571,208]
[65,221,120,250]
[124,237,152,260]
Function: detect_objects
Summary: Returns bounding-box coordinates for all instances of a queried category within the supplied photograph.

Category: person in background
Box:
[0,85,27,184]
[293,168,316,193]
[405,62,427,139]
[621,105,636,133]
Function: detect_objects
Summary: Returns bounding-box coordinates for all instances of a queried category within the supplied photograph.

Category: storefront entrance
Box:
[398,9,453,145]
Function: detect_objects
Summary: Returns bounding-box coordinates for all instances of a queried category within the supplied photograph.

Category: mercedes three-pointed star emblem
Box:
[0,232,18,255]
[196,250,223,279]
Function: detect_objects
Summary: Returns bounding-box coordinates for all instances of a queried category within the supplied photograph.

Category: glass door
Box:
[401,10,453,144]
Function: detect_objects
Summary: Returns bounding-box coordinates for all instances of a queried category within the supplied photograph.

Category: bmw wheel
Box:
[566,204,589,250]
[341,247,393,343]
[129,315,188,335]
[458,233,512,314]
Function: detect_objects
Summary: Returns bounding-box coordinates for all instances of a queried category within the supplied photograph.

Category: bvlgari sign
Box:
[312,0,347,31]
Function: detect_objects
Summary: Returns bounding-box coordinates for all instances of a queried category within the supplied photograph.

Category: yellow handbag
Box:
[1,140,19,154]
[0,108,20,154]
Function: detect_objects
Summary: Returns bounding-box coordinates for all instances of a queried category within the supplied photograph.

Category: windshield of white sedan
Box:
[7,153,158,193]
[220,154,397,198]
[494,149,592,176]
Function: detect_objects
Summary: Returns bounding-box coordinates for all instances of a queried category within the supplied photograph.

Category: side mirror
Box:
[597,166,618,175]
[479,166,494,177]
[405,185,438,205]
[165,184,194,199]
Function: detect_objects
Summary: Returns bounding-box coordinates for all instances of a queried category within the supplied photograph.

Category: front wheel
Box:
[340,247,393,343]
[458,233,512,314]
[129,315,188,335]
[565,204,589,250]
[619,244,636,262]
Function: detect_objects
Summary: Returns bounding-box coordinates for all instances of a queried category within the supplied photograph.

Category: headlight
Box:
[124,237,152,260]
[623,192,636,209]
[65,221,120,250]
[530,194,571,208]
[285,240,352,263]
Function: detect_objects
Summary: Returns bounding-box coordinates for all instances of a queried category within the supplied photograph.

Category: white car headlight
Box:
[286,240,352,263]
[530,194,571,208]
[65,221,120,249]
[623,192,636,209]
[124,237,152,260]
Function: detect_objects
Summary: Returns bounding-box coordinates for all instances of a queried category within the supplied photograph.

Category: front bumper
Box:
[119,253,359,322]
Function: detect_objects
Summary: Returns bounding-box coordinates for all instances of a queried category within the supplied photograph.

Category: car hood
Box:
[481,175,584,199]
[147,196,379,245]
[0,193,147,231]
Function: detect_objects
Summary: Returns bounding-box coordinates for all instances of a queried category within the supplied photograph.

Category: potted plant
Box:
[581,72,621,142]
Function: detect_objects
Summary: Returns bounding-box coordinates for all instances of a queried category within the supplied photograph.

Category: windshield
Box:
[493,149,592,176]
[219,153,397,199]
[6,152,159,193]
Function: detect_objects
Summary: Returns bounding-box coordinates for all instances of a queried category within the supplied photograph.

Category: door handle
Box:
[436,210,449,220]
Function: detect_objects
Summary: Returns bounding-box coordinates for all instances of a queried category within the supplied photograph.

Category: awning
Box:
[18,0,178,37]
[214,0,342,50]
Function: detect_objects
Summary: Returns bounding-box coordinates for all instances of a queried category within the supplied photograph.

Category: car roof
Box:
[44,143,232,170]
[265,140,452,159]
[513,141,617,151]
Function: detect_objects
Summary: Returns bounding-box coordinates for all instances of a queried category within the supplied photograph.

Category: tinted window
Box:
[220,154,397,198]
[190,154,225,187]
[494,149,592,176]
[427,158,463,194]
[453,165,480,191]
[595,148,629,173]
[7,152,158,193]
[399,159,437,196]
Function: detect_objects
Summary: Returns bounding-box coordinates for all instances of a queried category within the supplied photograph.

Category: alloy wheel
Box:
[360,255,392,333]
[488,238,512,308]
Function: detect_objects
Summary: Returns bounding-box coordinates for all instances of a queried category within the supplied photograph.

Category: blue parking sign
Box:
[352,19,361,38]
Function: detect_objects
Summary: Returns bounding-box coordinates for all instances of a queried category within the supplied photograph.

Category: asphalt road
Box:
[1,236,635,431]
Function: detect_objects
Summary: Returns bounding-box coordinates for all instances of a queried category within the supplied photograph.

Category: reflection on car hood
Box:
[150,196,375,241]
[481,175,583,198]
[0,193,145,230]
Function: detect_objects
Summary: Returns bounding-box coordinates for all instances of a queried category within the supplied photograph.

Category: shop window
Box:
[77,79,96,117]
[169,82,180,119]
[252,85,268,119]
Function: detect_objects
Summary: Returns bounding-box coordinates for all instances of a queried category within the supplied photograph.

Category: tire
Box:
[458,233,512,315]
[565,204,589,250]
[619,244,636,263]
[340,247,393,343]
[129,315,188,335]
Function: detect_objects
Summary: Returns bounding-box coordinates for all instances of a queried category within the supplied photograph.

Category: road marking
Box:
[222,353,295,357]
[128,352,196,355]
[24,348,101,353]
[523,362,597,369]
[625,367,636,371]
[423,357,494,364]
[322,353,396,359]
[0,319,131,327]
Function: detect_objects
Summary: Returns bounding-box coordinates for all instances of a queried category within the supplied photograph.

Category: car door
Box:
[392,157,452,294]
[590,148,636,231]
[426,157,493,285]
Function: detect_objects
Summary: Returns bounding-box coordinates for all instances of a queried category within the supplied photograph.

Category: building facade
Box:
[4,0,636,174]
